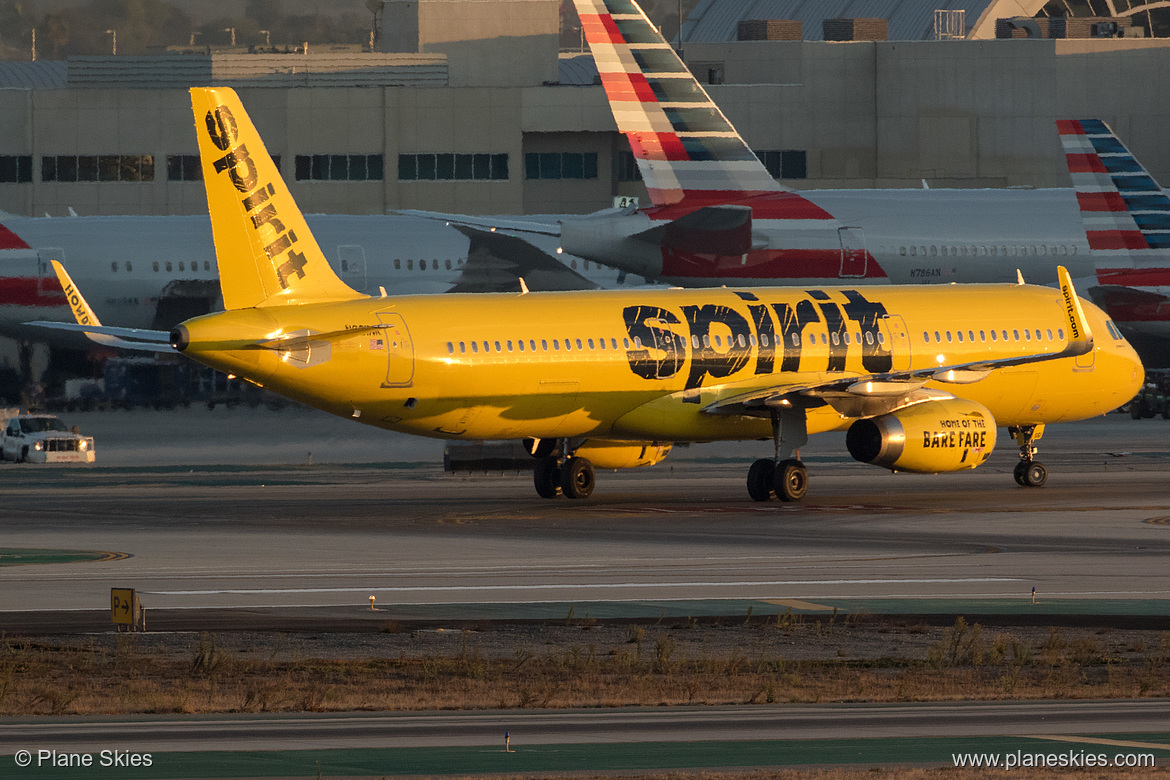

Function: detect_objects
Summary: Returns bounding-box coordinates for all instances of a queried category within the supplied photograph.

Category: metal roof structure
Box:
[0,61,68,90]
[681,0,1007,41]
[557,52,599,85]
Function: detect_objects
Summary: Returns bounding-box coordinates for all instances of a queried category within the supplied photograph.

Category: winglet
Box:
[1057,265,1094,354]
[52,259,103,328]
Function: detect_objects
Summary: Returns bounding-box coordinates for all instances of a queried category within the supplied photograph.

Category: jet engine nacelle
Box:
[574,440,672,469]
[845,399,997,473]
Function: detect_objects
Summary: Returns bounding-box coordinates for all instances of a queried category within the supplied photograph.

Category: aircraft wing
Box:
[707,267,1094,419]
[447,225,598,293]
[392,209,562,237]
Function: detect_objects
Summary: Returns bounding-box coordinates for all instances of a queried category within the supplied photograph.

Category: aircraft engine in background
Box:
[573,439,673,470]
[845,399,997,473]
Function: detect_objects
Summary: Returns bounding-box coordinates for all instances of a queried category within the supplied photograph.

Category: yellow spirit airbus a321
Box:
[34,88,1144,501]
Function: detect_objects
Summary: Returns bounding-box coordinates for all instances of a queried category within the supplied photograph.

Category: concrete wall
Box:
[687,37,1170,189]
[381,0,559,87]
[4,38,1170,217]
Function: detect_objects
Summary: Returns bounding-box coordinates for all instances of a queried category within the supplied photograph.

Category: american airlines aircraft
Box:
[406,0,1168,355]
[0,211,643,348]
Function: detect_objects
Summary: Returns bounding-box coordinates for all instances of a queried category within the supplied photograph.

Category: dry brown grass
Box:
[2,622,1169,716]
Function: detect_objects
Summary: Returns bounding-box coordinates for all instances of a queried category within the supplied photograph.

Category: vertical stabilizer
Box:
[190,87,364,310]
[572,0,785,206]
[1057,119,1170,257]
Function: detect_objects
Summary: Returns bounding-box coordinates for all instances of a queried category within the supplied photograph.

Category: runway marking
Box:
[764,599,836,611]
[144,577,1022,596]
[0,548,129,567]
[1143,516,1170,525]
[1022,734,1170,751]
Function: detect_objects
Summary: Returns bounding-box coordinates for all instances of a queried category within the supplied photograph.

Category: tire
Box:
[774,459,809,502]
[523,437,558,459]
[1013,460,1027,486]
[19,446,28,463]
[533,457,561,499]
[746,458,775,502]
[1131,403,1142,419]
[560,456,595,500]
[1023,461,1047,488]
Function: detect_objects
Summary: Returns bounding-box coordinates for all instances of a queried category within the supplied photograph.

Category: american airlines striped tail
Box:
[1058,119,1170,256]
[572,0,788,206]
[1058,119,1170,333]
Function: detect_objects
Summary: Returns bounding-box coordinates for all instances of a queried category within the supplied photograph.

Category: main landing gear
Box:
[525,438,595,500]
[1009,424,1047,488]
[747,457,808,502]
[747,409,810,503]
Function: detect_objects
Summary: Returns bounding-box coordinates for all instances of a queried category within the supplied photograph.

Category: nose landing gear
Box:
[1009,424,1047,487]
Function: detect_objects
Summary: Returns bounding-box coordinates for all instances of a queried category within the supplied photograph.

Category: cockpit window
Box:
[1105,320,1124,340]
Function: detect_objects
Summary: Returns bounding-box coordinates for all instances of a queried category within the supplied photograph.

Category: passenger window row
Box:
[895,244,1077,258]
[110,260,213,273]
[923,327,1065,344]
[393,258,465,271]
[448,337,627,356]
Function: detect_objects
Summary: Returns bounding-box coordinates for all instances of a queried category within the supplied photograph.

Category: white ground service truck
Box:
[0,411,96,463]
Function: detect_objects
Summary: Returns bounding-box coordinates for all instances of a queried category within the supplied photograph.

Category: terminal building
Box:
[1,0,1170,219]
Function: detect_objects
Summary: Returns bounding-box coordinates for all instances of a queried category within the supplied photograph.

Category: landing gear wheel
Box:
[774,459,808,502]
[1022,461,1047,487]
[533,457,561,498]
[1013,461,1027,486]
[560,456,595,499]
[747,458,775,502]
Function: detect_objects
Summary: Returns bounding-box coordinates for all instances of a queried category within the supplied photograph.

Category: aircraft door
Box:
[376,311,414,387]
[338,245,368,292]
[838,227,867,278]
[882,314,911,370]
[1075,343,1095,370]
[649,317,683,379]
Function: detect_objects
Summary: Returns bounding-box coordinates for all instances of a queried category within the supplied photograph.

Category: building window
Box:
[398,153,507,181]
[757,150,807,179]
[167,155,202,181]
[42,155,154,182]
[0,155,32,183]
[295,154,383,182]
[525,152,598,180]
[616,151,642,182]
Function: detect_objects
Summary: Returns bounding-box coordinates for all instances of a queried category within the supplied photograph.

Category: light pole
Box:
[189,31,201,46]
[106,29,116,55]
[224,27,235,46]
[259,29,271,46]
[29,28,36,61]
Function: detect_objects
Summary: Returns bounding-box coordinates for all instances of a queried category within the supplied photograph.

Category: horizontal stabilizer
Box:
[632,205,754,255]
[26,321,174,352]
[393,209,562,237]
[257,325,384,351]
[34,259,175,351]
[447,225,598,293]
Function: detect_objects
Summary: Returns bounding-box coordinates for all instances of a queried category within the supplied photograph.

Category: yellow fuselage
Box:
[175,285,1144,445]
